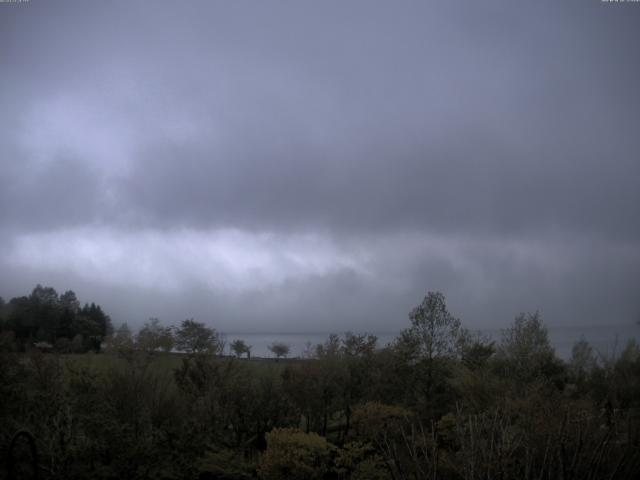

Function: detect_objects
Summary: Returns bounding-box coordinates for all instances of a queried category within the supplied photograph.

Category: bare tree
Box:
[136,318,174,353]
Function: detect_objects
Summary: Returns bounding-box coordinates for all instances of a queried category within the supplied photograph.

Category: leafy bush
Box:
[258,428,334,480]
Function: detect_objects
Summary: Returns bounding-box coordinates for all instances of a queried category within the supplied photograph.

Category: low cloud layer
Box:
[1,1,639,332]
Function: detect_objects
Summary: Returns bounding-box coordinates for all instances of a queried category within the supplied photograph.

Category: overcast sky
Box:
[1,0,639,333]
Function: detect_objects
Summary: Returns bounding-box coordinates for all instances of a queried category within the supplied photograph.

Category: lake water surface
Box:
[222,323,640,360]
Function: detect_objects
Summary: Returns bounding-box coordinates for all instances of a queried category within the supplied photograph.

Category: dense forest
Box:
[1,287,639,479]
[0,285,112,353]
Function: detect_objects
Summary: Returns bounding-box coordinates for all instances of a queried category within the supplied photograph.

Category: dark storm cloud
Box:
[123,126,640,240]
[0,155,108,231]
[1,0,639,330]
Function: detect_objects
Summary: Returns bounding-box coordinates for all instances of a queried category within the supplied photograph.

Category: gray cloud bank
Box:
[1,1,639,332]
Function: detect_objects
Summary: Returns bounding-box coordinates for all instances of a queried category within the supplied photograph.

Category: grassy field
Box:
[53,350,301,384]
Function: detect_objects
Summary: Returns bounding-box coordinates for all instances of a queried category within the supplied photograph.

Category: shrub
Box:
[258,428,333,480]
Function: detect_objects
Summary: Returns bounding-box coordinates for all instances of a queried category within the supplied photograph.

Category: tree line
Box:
[1,289,639,479]
[0,285,112,353]
[0,285,294,360]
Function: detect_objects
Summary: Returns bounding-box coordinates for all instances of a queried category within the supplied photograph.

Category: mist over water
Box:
[223,324,640,360]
